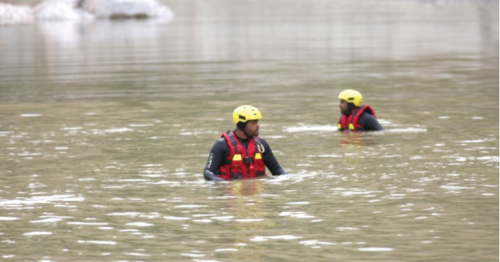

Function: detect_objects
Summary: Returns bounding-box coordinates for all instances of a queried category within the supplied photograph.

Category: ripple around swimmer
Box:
[385,128,427,133]
[284,125,427,133]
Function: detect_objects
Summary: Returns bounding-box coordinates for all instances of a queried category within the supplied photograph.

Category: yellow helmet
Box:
[232,105,262,125]
[338,89,363,107]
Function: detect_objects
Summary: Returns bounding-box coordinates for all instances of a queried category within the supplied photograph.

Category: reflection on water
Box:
[0,0,498,261]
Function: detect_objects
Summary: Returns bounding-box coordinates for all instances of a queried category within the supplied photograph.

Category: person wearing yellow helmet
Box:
[203,105,287,181]
[337,89,384,132]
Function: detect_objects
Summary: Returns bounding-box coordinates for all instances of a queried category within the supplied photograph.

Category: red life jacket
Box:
[217,131,267,180]
[338,105,377,132]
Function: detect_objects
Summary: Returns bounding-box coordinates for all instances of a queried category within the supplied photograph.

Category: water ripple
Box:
[23,232,52,236]
[0,217,19,221]
[358,247,393,252]
[250,235,302,242]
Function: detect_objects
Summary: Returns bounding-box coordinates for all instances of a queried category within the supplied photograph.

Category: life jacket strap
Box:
[226,131,240,153]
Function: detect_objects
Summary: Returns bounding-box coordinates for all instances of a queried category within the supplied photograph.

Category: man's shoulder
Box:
[359,111,376,119]
[358,111,377,125]
[358,109,384,130]
[257,136,268,143]
[212,137,228,148]
[256,136,272,149]
[215,137,227,146]
[209,138,229,155]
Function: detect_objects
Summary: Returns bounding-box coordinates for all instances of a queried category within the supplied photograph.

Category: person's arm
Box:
[359,113,384,131]
[203,138,228,181]
[259,138,287,176]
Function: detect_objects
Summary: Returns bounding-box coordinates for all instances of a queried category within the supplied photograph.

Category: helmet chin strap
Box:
[237,122,251,138]
[347,103,357,114]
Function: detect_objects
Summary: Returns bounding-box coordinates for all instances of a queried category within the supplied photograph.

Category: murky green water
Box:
[0,0,498,261]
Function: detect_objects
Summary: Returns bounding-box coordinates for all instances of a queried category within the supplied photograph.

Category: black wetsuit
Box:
[204,132,287,181]
[356,112,384,131]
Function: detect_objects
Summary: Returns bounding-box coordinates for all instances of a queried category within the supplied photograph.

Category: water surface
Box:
[0,0,498,261]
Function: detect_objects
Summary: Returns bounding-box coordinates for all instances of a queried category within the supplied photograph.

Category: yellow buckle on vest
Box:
[349,123,355,130]
[337,123,341,130]
[232,154,242,161]
[255,153,262,160]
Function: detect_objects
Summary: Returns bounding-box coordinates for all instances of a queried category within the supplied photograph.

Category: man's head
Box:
[338,89,363,115]
[233,105,262,137]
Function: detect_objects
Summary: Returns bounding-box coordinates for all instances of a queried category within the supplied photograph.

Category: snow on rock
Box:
[0,3,34,24]
[34,0,94,21]
[0,0,173,23]
[78,0,173,20]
